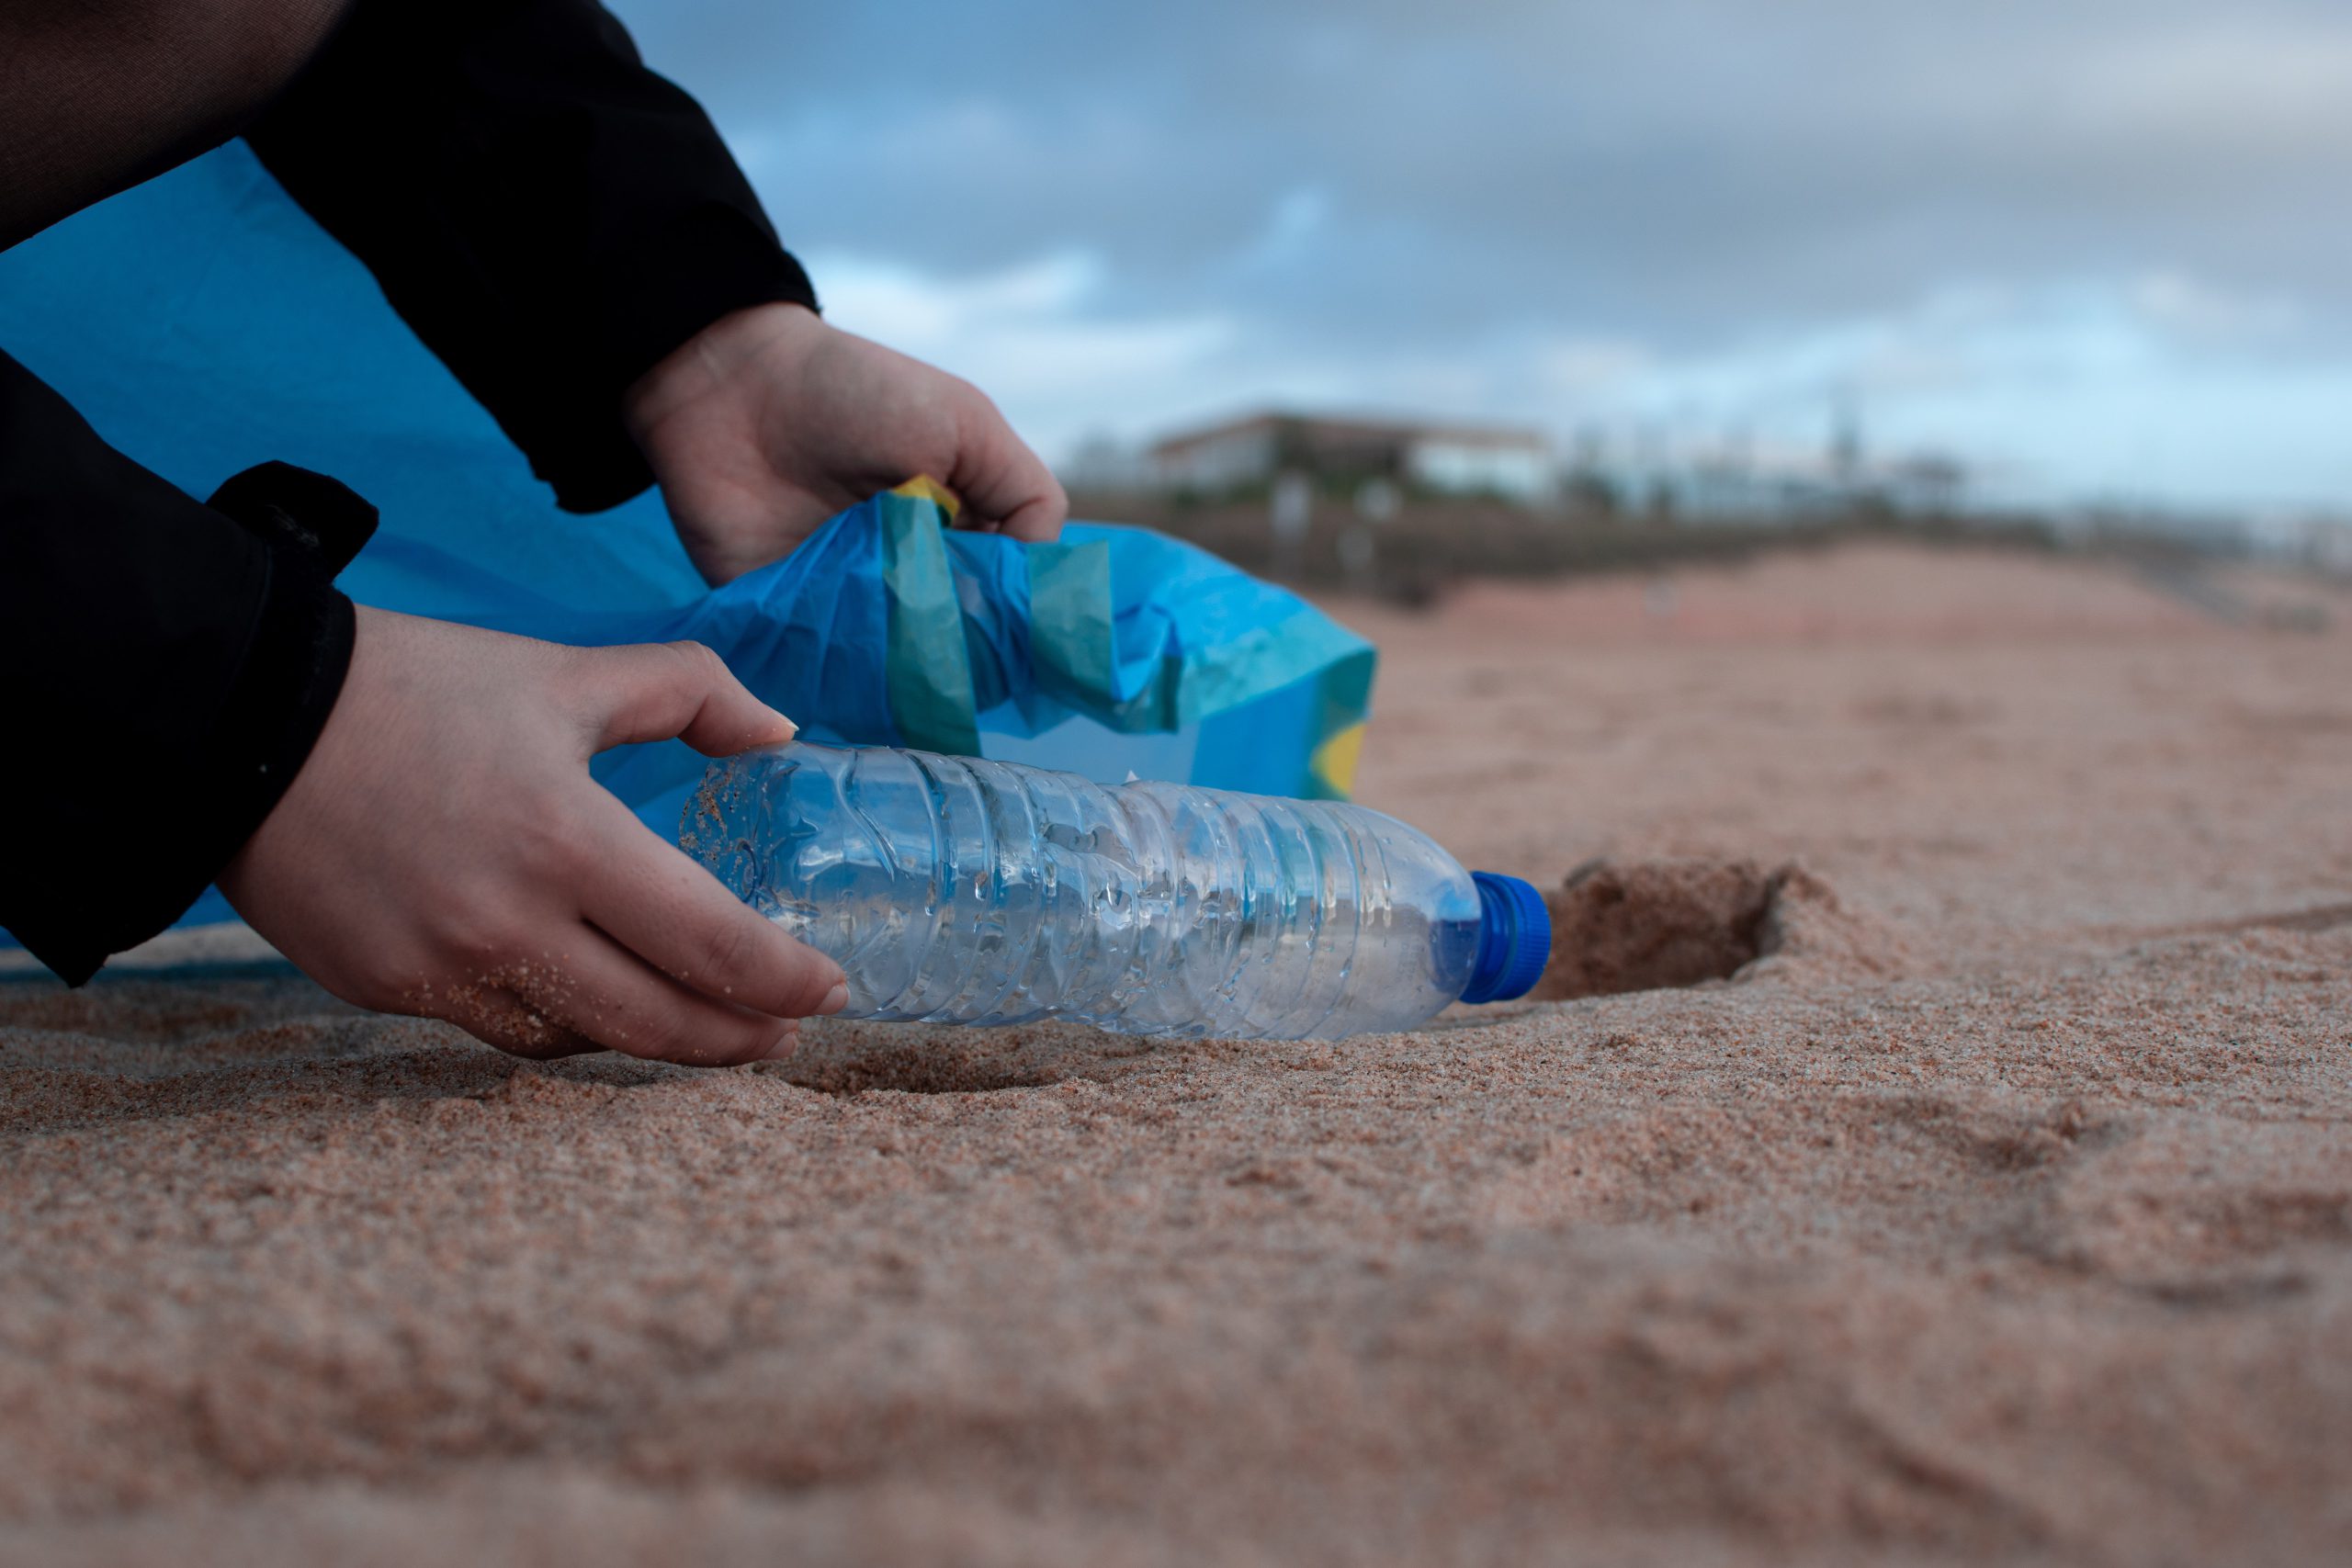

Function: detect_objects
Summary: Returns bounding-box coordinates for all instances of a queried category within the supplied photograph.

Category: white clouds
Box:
[814,249,1106,340]
[808,248,2352,516]
[1541,276,2352,512]
[2073,21,2352,148]
[803,248,1241,451]
[607,0,2352,513]
[2128,273,2301,347]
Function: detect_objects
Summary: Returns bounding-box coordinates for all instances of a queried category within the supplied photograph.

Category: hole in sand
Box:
[1529,858,1894,1000]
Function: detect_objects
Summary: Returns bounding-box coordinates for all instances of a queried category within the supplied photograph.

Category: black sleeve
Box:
[243,0,820,515]
[0,351,375,984]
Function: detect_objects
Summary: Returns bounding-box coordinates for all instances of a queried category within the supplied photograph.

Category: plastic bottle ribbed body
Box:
[682,742,1485,1041]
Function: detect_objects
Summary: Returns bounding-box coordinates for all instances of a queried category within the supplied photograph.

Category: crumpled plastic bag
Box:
[0,144,1374,942]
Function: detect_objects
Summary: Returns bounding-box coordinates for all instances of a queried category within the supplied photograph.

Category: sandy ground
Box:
[4,541,2350,1566]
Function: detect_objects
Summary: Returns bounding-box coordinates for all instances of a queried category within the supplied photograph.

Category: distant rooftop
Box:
[1148,411,1550,460]
[1142,411,1557,503]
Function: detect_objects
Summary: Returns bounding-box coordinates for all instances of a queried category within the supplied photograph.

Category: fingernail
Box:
[820,981,849,1015]
[767,707,798,741]
[761,1029,800,1062]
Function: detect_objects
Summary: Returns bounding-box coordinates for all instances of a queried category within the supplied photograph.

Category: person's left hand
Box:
[624,301,1068,585]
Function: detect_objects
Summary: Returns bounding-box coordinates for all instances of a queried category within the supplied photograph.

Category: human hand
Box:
[219,607,846,1065]
[624,302,1068,585]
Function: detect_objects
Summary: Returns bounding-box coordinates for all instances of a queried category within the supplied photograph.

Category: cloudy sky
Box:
[610,0,2352,515]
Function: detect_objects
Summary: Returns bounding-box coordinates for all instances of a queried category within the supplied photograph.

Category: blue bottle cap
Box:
[1461,872,1552,1004]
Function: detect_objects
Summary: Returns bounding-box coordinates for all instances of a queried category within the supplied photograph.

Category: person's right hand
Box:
[218,606,847,1066]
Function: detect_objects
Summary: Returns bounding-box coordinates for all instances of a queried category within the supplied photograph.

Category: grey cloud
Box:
[609,0,2352,356]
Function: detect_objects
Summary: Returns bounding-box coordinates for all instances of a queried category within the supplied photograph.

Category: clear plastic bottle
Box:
[682,741,1549,1041]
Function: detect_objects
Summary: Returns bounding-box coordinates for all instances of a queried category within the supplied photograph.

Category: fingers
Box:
[574,639,796,757]
[436,985,602,1062]
[547,928,802,1066]
[946,387,1069,544]
[458,923,804,1067]
[578,793,849,1021]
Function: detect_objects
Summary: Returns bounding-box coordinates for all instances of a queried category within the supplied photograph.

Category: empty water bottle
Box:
[682,742,1549,1041]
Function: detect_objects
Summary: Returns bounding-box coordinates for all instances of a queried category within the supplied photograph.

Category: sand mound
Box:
[1533,859,1907,1000]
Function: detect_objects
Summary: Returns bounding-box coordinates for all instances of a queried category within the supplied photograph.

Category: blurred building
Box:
[1580,435,1970,523]
[1058,431,1160,491]
[1148,412,1555,503]
[2302,517,2352,577]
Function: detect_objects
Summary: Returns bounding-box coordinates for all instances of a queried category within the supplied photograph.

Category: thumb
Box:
[576,640,797,757]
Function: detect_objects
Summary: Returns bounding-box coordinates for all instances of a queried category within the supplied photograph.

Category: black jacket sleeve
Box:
[0,352,375,984]
[243,0,820,514]
[5,0,791,979]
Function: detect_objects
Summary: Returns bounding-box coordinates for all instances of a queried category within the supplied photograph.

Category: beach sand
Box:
[4,541,2349,1565]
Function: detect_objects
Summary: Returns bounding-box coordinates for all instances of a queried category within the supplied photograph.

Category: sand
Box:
[4,541,2350,1565]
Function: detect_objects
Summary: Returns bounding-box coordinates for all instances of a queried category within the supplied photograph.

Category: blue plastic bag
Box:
[0,145,1374,944]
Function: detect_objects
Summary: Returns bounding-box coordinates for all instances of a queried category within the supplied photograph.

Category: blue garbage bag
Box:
[0,144,1374,945]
